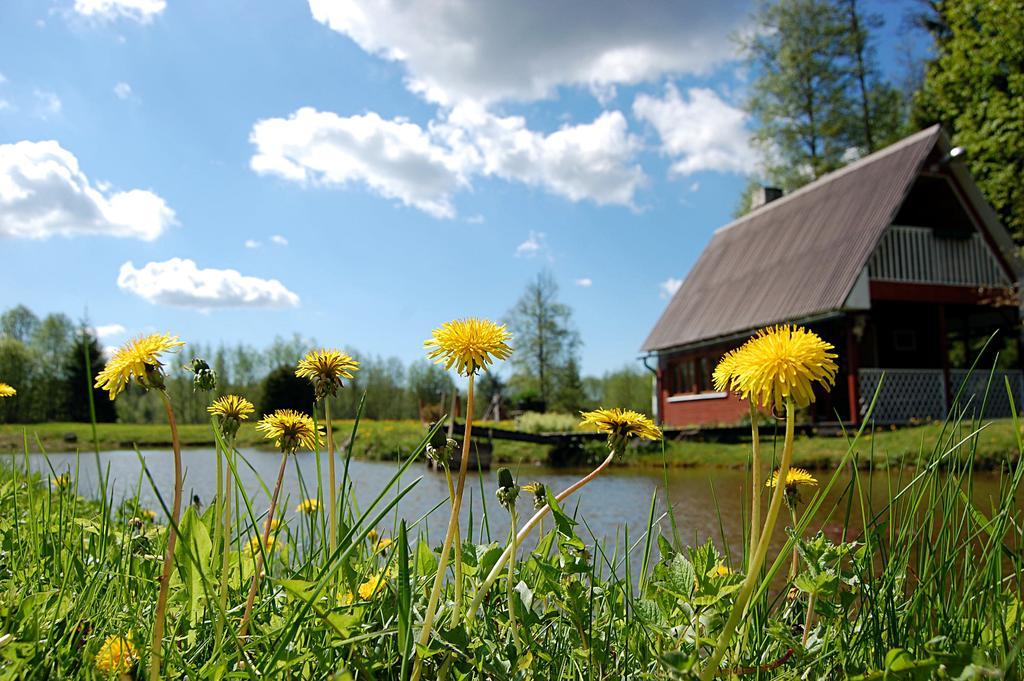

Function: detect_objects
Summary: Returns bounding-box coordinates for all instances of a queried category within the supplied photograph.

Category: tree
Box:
[1,305,40,343]
[552,357,585,413]
[64,328,117,423]
[913,0,1024,242]
[506,271,580,409]
[0,338,38,423]
[260,365,315,416]
[740,0,904,193]
[408,360,454,420]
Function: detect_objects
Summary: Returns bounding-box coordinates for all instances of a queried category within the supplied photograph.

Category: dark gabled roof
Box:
[642,125,944,353]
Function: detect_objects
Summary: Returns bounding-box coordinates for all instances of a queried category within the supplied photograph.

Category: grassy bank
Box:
[2,417,1017,469]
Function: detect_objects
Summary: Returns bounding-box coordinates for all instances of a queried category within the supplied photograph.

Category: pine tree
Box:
[63,329,117,423]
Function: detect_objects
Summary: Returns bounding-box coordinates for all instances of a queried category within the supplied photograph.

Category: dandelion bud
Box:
[522,481,547,510]
[495,467,519,511]
[186,358,217,392]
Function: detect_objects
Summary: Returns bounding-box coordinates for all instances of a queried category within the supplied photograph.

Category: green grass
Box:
[0,402,1021,678]
[3,417,1019,470]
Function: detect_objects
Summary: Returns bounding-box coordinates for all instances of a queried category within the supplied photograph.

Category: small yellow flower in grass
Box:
[358,573,385,600]
[139,508,157,522]
[268,518,282,532]
[94,634,138,674]
[719,325,838,411]
[374,537,393,553]
[367,528,379,544]
[248,534,277,554]
[94,333,185,400]
[296,348,360,400]
[580,408,662,451]
[51,473,72,490]
[765,467,818,490]
[710,563,734,578]
[424,318,512,376]
[338,591,354,606]
[0,382,16,398]
[767,467,818,508]
[256,409,322,454]
[296,498,319,514]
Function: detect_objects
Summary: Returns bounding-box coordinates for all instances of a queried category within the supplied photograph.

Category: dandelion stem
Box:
[239,450,289,637]
[803,592,815,646]
[149,391,184,681]
[789,506,799,578]
[466,448,617,624]
[443,465,464,622]
[212,423,225,644]
[325,399,337,557]
[216,430,235,651]
[748,400,761,565]
[411,374,475,681]
[507,505,521,655]
[699,400,795,681]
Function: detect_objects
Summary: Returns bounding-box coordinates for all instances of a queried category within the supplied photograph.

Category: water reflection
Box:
[22,448,1016,574]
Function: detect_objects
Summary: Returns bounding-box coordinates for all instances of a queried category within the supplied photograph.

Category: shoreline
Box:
[1,418,1017,471]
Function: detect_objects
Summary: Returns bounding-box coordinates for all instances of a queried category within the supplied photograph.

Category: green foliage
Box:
[913,0,1024,241]
[740,0,906,196]
[63,329,116,423]
[260,365,315,415]
[506,270,581,409]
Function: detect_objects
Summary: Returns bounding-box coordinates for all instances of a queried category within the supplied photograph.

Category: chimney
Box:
[751,186,783,210]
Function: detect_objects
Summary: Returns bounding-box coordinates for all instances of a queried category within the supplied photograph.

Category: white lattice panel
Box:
[949,370,1024,419]
[858,369,947,424]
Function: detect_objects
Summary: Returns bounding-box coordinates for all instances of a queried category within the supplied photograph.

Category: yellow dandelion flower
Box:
[424,318,512,376]
[0,382,16,398]
[296,498,319,514]
[367,528,379,543]
[256,409,322,454]
[712,344,751,394]
[338,591,355,606]
[248,534,277,553]
[208,394,255,420]
[51,473,72,490]
[726,325,837,410]
[358,573,385,600]
[139,508,157,522]
[374,537,393,553]
[296,348,360,400]
[94,634,138,674]
[94,333,185,400]
[579,408,662,443]
[268,518,282,532]
[710,563,734,578]
[766,467,818,489]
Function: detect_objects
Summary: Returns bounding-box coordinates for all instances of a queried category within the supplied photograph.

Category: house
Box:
[641,125,1023,427]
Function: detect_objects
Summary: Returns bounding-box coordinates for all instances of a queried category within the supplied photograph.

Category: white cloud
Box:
[73,0,165,23]
[515,230,546,258]
[308,0,748,105]
[250,105,643,217]
[633,85,757,176]
[575,277,593,287]
[659,277,683,298]
[0,100,10,112]
[689,181,700,192]
[113,82,132,100]
[244,239,261,249]
[93,323,126,338]
[250,107,469,219]
[270,234,288,246]
[0,73,6,84]
[34,90,62,118]
[0,140,175,240]
[442,103,644,208]
[465,213,485,224]
[117,258,300,309]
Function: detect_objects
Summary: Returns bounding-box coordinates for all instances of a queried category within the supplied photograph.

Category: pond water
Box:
[20,448,1019,573]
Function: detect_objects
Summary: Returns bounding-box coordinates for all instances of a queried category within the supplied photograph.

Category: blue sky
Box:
[0,0,921,376]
